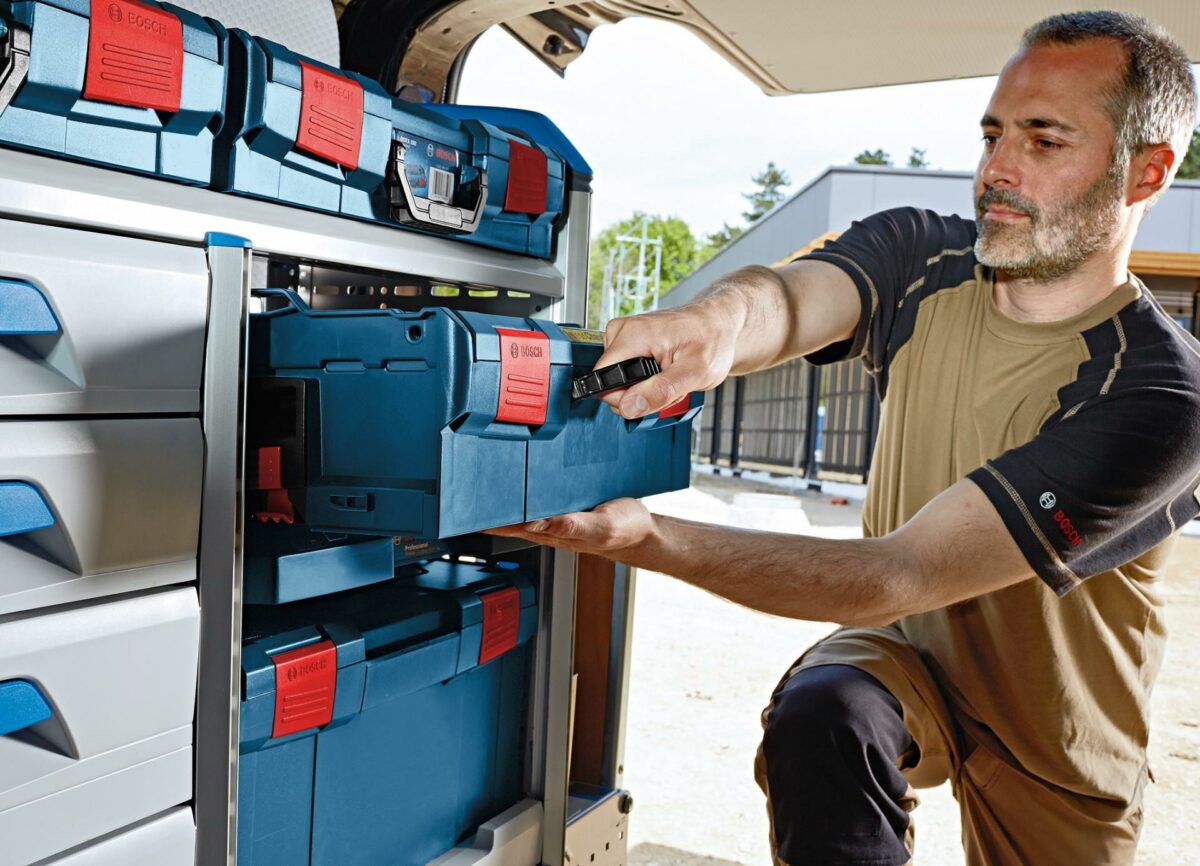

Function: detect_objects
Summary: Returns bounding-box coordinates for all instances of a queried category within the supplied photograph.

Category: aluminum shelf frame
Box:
[0,150,566,299]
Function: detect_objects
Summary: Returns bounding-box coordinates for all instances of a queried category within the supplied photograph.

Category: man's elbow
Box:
[833,538,925,629]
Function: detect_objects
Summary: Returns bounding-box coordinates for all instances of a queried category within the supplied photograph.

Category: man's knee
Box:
[763,663,906,765]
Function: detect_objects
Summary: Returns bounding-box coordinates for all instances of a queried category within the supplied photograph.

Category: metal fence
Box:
[698,356,880,483]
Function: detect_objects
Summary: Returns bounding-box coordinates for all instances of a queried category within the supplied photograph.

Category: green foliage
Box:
[853,148,891,166]
[741,160,791,222]
[907,148,930,169]
[1178,129,1200,180]
[697,222,745,266]
[587,213,701,325]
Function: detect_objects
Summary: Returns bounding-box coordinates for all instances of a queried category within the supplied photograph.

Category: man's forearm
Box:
[617,515,919,627]
[692,265,795,375]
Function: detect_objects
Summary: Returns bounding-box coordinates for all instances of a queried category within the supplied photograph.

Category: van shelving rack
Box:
[0,144,637,865]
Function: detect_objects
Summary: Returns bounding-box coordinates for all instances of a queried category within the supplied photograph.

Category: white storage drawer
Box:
[0,218,209,415]
[0,588,199,866]
[41,807,196,865]
[0,419,202,615]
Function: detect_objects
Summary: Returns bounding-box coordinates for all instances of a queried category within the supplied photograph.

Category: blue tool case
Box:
[247,289,701,541]
[237,561,538,866]
[0,0,227,183]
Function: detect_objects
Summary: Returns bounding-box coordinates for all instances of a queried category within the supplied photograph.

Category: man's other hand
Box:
[487,498,656,556]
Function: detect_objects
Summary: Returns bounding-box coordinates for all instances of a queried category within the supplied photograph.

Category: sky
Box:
[457,19,1002,239]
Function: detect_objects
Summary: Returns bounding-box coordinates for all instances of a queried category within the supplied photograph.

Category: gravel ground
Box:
[622,473,1199,866]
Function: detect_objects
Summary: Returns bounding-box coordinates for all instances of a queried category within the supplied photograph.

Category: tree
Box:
[697,222,744,266]
[741,161,791,223]
[1178,129,1200,180]
[907,148,930,169]
[587,213,702,325]
[854,148,891,166]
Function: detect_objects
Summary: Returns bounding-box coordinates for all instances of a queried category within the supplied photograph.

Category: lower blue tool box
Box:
[247,289,701,541]
[0,0,227,184]
[237,561,537,866]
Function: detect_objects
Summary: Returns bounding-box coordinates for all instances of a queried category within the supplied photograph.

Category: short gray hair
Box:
[1022,11,1196,173]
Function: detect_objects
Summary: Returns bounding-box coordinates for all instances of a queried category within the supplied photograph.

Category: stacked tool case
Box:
[0,3,698,864]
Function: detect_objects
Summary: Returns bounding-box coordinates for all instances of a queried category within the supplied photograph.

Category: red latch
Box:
[496,328,550,426]
[479,587,521,665]
[503,140,548,215]
[296,61,363,170]
[272,639,337,739]
[660,394,693,418]
[253,445,294,524]
[84,0,183,113]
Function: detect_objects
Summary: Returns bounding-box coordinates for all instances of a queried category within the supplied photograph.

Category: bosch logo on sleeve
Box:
[1053,509,1084,547]
[1039,492,1057,509]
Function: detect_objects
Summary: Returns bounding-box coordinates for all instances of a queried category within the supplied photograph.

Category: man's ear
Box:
[1128,143,1176,205]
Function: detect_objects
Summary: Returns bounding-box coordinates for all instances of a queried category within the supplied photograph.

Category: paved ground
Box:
[622,472,1199,865]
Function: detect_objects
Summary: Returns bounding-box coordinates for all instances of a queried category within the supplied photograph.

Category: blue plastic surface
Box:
[244,523,395,605]
[248,290,700,540]
[0,0,228,184]
[0,482,55,537]
[237,562,537,866]
[214,31,393,222]
[0,679,52,736]
[205,231,251,248]
[0,279,58,333]
[425,104,592,179]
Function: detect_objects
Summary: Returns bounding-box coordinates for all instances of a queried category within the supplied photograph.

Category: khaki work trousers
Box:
[754,626,1146,866]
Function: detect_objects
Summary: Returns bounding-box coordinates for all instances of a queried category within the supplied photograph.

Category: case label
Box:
[84,0,183,112]
[296,61,364,170]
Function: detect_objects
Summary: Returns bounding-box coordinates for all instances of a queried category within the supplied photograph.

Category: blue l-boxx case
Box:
[247,289,701,541]
[0,0,227,183]
[237,561,537,866]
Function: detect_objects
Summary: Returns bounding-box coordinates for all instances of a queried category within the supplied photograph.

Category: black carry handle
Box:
[571,357,661,401]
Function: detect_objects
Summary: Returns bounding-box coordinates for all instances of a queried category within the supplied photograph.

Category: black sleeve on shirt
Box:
[967,329,1200,596]
[799,207,976,389]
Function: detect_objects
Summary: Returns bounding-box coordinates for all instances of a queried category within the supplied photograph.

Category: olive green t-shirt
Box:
[803,207,1200,803]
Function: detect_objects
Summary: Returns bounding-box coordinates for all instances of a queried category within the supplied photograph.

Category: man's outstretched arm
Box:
[489,479,1033,627]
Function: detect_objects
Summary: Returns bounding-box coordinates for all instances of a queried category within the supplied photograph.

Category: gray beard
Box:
[974,168,1124,282]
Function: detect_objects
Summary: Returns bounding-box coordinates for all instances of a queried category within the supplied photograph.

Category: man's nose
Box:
[980,136,1020,189]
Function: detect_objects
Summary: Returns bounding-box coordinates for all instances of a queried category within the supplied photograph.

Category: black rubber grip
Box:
[571,357,661,401]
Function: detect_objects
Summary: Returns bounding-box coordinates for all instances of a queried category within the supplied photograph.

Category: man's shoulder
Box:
[860,207,979,252]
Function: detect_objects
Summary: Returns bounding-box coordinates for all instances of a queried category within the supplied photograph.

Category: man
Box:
[492,11,1200,865]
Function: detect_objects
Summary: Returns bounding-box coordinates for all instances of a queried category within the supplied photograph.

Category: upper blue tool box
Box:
[247,289,701,541]
[0,0,227,184]
[237,561,537,866]
[213,30,393,221]
[216,29,575,258]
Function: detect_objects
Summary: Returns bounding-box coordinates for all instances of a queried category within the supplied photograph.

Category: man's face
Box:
[974,40,1130,281]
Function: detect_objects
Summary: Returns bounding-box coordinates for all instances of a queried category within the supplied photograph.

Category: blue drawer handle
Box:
[0,482,55,538]
[0,680,52,736]
[0,280,59,335]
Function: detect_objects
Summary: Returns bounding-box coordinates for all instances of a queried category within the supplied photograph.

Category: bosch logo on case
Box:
[107,3,122,21]
[427,143,435,158]
[1039,492,1057,510]
[519,344,543,358]
[509,342,520,359]
[312,75,354,101]
[285,656,328,682]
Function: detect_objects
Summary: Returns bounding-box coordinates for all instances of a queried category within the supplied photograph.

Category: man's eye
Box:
[981,134,998,148]
[1035,139,1062,151]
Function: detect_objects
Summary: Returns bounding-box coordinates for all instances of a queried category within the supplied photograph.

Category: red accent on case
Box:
[253,446,295,524]
[296,61,363,170]
[503,140,548,215]
[271,640,337,739]
[479,587,521,665]
[660,394,692,418]
[84,0,183,112]
[496,327,550,426]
